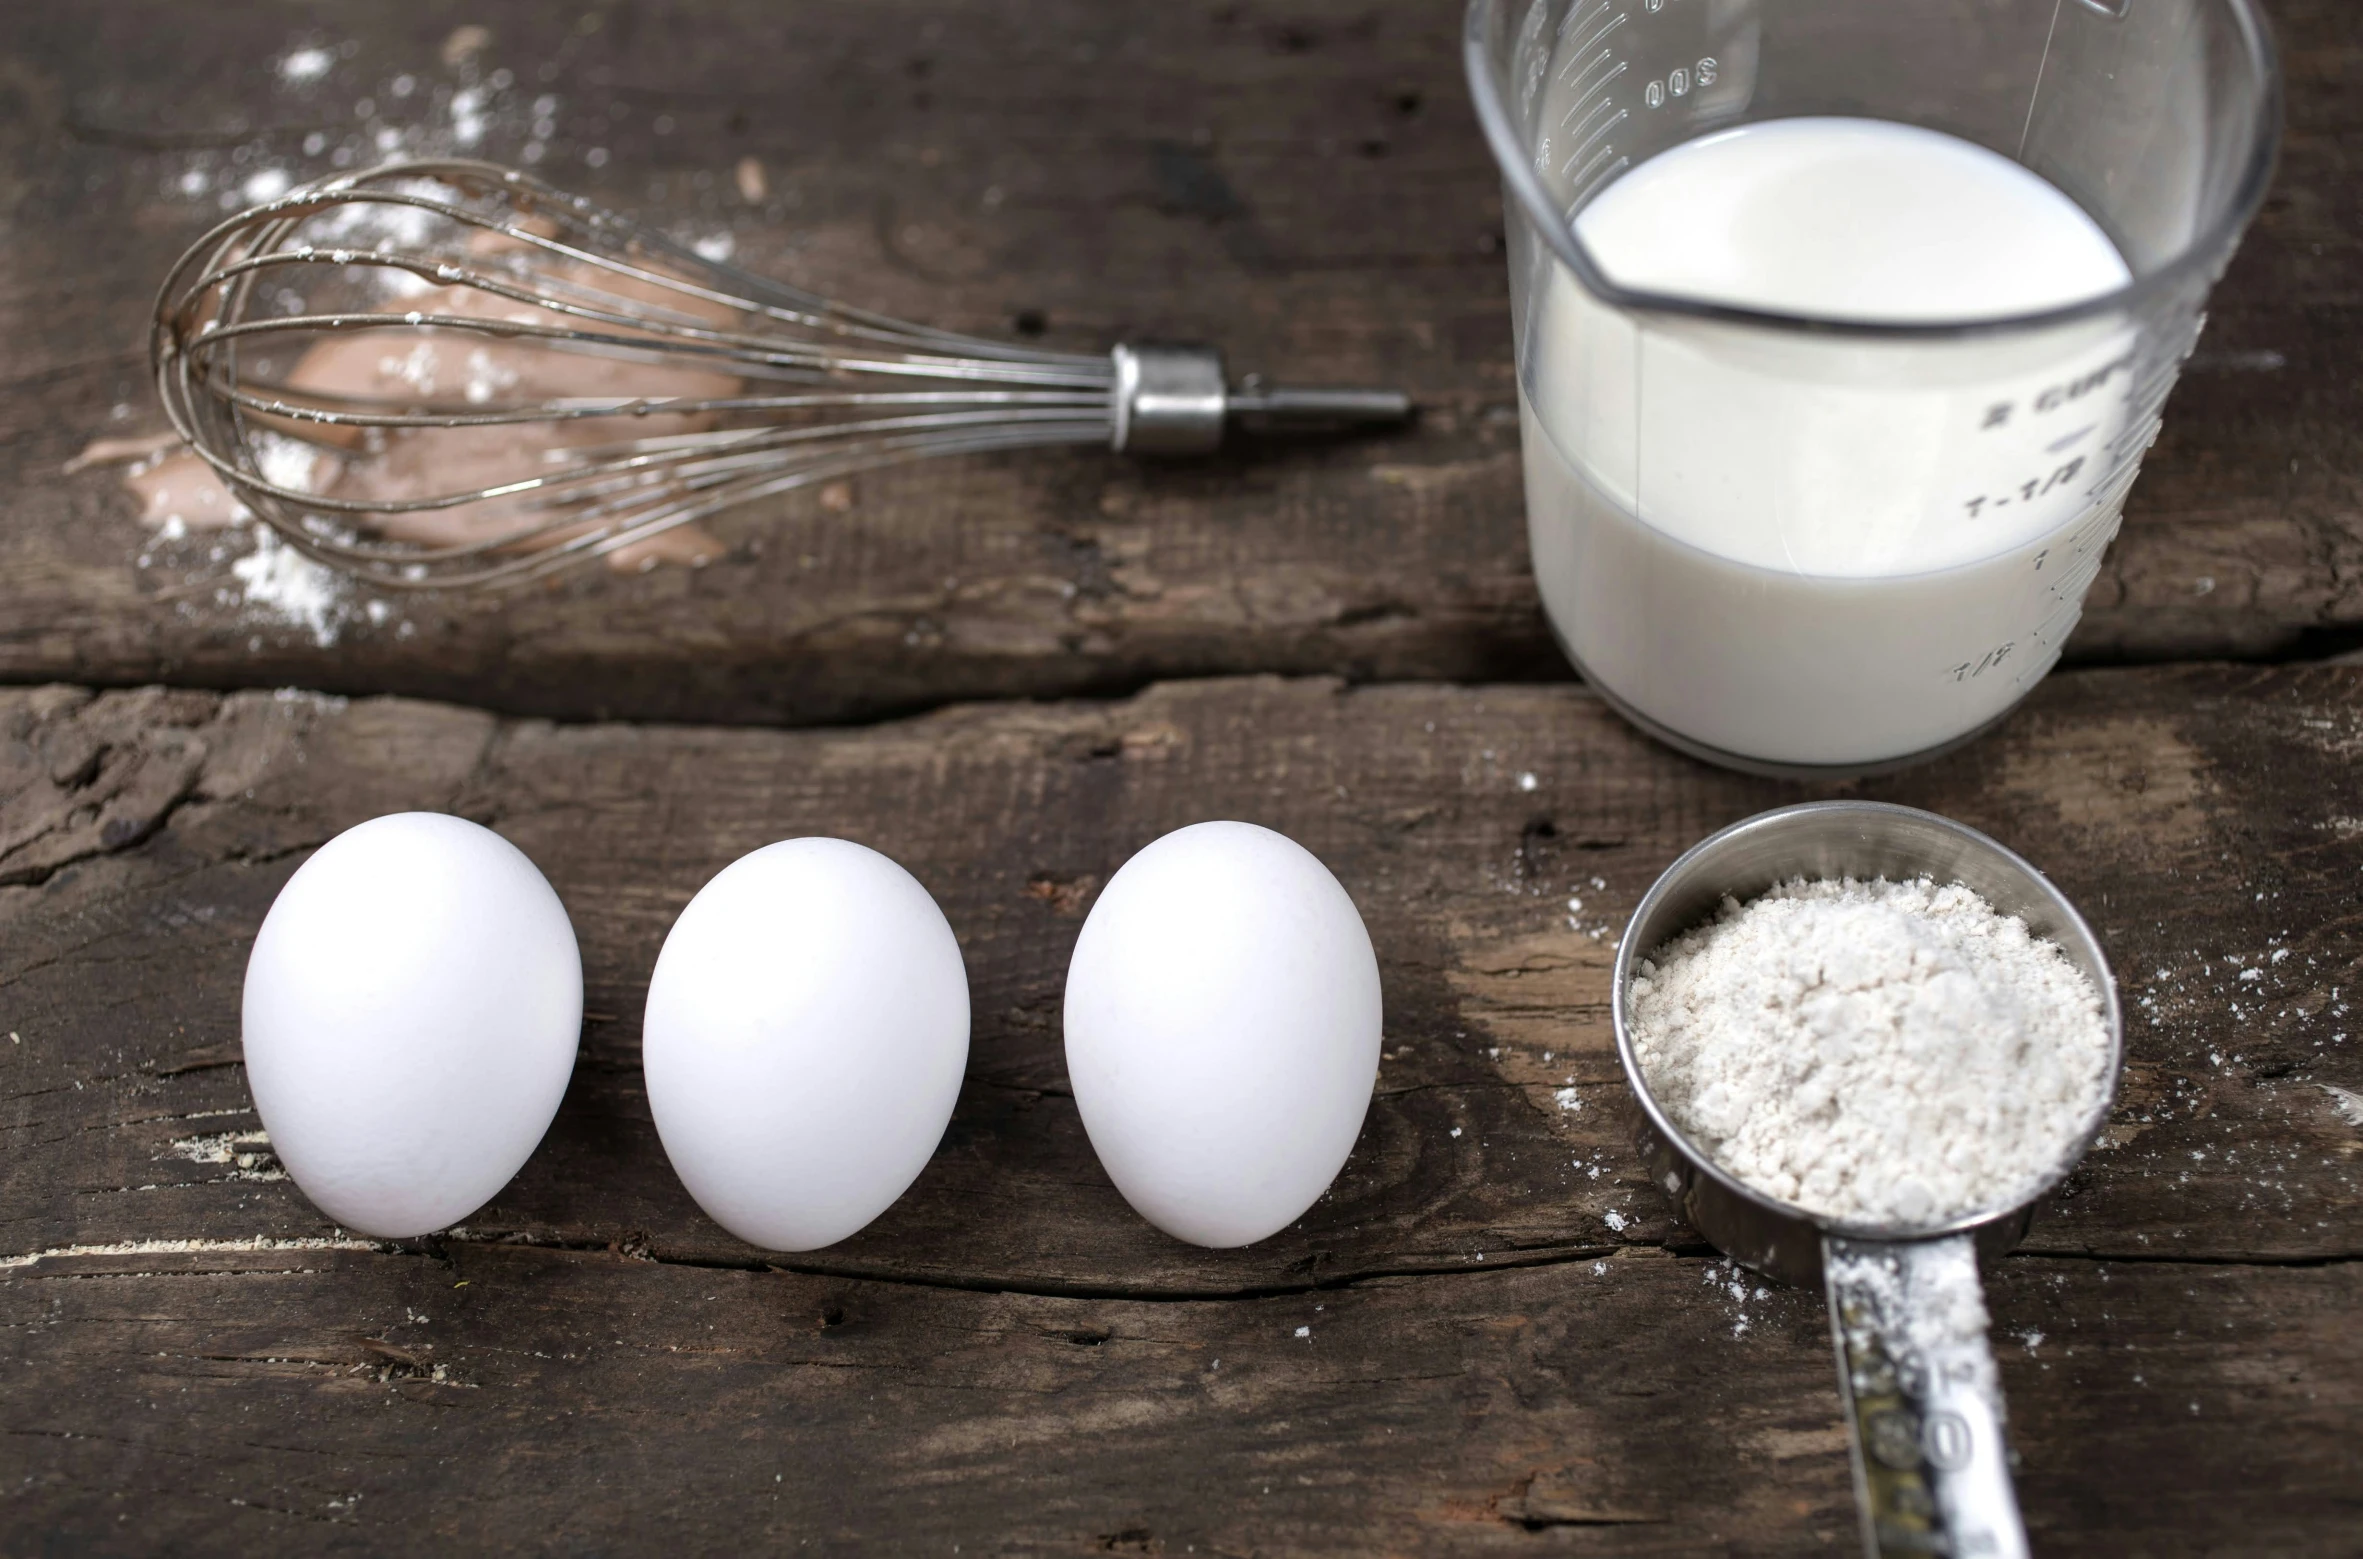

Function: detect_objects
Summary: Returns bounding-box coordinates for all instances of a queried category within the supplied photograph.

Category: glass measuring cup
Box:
[1465,0,2281,776]
[1612,802,2125,1558]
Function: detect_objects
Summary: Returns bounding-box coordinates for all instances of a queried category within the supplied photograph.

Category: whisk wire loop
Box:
[151,158,1408,590]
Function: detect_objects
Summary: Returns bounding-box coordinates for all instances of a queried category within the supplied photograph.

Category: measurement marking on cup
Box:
[1562,106,1630,179]
[1560,65,1627,128]
[2069,501,2123,558]
[1644,59,1718,109]
[1566,149,1632,214]
[1962,456,2085,518]
[1947,643,2016,683]
[1556,2,1628,63]
[1979,348,2138,432]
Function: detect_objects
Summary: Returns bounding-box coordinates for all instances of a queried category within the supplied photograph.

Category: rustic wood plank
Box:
[0,0,2356,725]
[4,667,2358,1297]
[3,1241,2354,1555]
[4,669,2359,1549]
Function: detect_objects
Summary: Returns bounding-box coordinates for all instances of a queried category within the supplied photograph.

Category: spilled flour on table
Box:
[167,1130,288,1183]
[2321,1084,2363,1130]
[230,531,347,646]
[72,20,750,637]
[77,428,358,645]
[0,1235,386,1270]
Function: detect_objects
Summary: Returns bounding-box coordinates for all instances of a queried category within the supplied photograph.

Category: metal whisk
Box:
[152,158,1412,591]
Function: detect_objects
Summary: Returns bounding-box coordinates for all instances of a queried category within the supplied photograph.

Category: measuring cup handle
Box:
[1822,1233,2029,1559]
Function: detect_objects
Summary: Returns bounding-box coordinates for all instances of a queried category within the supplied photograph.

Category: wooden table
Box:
[3,4,2356,1552]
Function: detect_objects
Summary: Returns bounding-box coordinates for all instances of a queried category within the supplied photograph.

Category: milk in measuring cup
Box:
[1521,117,2139,769]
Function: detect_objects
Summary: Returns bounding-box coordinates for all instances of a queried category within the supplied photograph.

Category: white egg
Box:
[1064,820,1382,1247]
[642,838,969,1251]
[242,812,582,1239]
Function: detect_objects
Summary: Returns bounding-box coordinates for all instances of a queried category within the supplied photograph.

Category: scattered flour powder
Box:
[230,529,347,646]
[1629,876,2112,1227]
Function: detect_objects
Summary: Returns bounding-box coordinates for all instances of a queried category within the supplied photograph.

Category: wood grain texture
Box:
[0,0,2356,726]
[4,668,2360,1551]
[3,1243,2353,1555]
[4,2,2359,1548]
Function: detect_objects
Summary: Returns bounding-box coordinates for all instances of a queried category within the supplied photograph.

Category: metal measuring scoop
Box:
[1611,801,2123,1559]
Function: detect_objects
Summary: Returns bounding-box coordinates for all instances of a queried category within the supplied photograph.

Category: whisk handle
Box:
[1112,343,1413,456]
[1111,343,1228,455]
[1225,382,1417,432]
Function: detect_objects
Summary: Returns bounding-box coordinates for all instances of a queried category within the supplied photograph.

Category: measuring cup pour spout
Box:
[1612,802,2125,1559]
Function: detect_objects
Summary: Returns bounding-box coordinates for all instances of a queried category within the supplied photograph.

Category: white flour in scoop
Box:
[1629,876,2112,1227]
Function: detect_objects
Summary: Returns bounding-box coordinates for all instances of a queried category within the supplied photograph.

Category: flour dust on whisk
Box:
[152,159,1409,590]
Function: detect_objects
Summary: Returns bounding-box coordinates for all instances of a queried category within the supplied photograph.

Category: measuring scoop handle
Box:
[1823,1233,2029,1559]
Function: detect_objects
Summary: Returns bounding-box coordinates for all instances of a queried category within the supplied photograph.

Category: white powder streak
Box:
[241,167,293,204]
[0,1235,385,1270]
[2322,1084,2363,1129]
[278,47,334,84]
[168,1130,288,1183]
[250,430,338,495]
[232,529,347,645]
